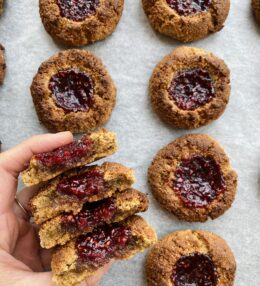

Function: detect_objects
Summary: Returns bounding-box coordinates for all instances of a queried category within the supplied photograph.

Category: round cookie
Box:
[148,134,237,222]
[0,44,5,84]
[31,49,116,133]
[142,0,230,42]
[146,230,236,286]
[149,47,230,129]
[252,0,260,21]
[39,0,124,46]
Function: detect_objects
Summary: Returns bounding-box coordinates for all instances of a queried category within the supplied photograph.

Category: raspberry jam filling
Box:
[169,68,215,111]
[76,223,132,267]
[35,136,93,170]
[57,169,106,200]
[166,0,211,16]
[57,0,100,22]
[172,155,226,208]
[49,68,94,113]
[172,253,218,286]
[61,198,117,230]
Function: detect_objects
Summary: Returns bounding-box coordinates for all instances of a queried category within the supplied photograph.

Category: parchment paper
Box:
[0,1,259,285]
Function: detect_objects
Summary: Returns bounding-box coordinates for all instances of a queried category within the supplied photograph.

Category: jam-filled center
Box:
[76,223,132,267]
[62,198,117,229]
[57,0,100,21]
[49,68,94,113]
[57,169,106,200]
[169,68,215,111]
[172,155,226,208]
[172,253,218,286]
[35,136,93,170]
[166,0,211,16]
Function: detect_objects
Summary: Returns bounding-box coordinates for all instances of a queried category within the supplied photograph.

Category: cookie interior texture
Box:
[145,230,236,286]
[52,215,157,286]
[149,46,230,129]
[22,129,117,186]
[31,49,116,133]
[142,0,230,42]
[29,162,135,224]
[39,0,124,46]
[39,189,149,248]
[148,134,237,222]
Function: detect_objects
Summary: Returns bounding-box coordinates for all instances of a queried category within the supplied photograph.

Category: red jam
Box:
[172,253,218,286]
[35,136,93,170]
[61,198,117,230]
[166,0,211,16]
[172,155,226,208]
[57,169,105,200]
[169,68,215,111]
[76,223,132,267]
[49,69,94,113]
[57,0,100,22]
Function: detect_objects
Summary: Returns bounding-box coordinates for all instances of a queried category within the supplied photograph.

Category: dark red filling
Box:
[173,155,226,208]
[62,198,117,230]
[57,169,106,200]
[169,68,215,111]
[172,253,218,286]
[57,0,99,22]
[76,223,132,267]
[35,136,93,170]
[166,0,211,16]
[49,69,94,113]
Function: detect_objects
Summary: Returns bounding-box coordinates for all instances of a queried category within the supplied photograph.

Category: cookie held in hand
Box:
[149,46,230,129]
[39,188,149,248]
[52,215,157,286]
[31,49,116,133]
[39,0,124,46]
[22,129,117,186]
[146,230,236,286]
[29,161,135,224]
[142,0,230,42]
[148,134,237,222]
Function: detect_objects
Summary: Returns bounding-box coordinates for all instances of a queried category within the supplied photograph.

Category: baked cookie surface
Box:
[0,44,5,84]
[149,47,230,129]
[39,188,149,248]
[52,215,157,286]
[252,0,260,21]
[22,129,117,186]
[39,0,124,46]
[142,0,230,42]
[148,134,237,222]
[31,49,116,133]
[146,230,236,286]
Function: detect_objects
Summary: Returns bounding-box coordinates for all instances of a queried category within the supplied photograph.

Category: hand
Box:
[0,132,112,286]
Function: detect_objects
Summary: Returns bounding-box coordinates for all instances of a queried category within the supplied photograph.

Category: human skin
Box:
[0,132,112,286]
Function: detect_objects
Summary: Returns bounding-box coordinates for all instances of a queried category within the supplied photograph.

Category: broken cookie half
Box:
[52,215,157,286]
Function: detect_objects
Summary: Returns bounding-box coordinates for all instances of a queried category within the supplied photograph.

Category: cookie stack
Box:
[22,128,157,286]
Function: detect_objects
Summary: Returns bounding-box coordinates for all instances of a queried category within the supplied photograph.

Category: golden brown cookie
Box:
[149,47,230,129]
[148,134,237,222]
[0,44,5,84]
[31,49,116,133]
[142,0,230,42]
[0,0,3,15]
[146,230,236,286]
[252,0,260,21]
[39,189,149,248]
[30,162,135,224]
[39,0,124,46]
[52,215,157,286]
[22,129,117,186]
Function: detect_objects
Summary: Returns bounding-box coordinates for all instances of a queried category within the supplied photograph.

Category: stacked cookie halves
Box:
[22,128,157,286]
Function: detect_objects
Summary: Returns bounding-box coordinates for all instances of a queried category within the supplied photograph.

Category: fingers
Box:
[0,132,73,177]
